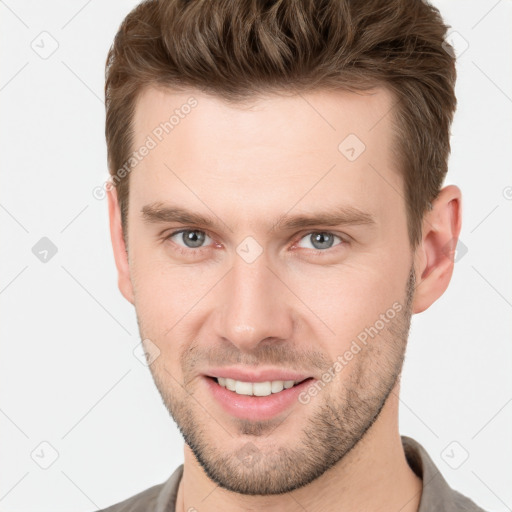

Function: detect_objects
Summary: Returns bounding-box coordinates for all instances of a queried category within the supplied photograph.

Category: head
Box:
[106,0,461,496]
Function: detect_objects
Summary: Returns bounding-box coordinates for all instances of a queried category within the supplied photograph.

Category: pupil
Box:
[184,230,205,248]
[312,232,333,250]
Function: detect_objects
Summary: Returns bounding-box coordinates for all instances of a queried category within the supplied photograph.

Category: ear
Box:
[107,185,135,305]
[412,184,462,314]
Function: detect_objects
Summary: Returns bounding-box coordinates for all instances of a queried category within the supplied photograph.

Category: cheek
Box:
[287,262,406,350]
[131,243,196,303]
[130,256,215,345]
[130,232,410,353]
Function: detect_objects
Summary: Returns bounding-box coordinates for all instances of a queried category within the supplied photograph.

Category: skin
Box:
[108,86,461,512]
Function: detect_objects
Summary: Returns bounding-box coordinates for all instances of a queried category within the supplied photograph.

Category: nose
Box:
[214,253,294,352]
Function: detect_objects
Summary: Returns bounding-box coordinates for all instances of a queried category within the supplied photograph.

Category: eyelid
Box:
[165,227,349,253]
[166,228,215,249]
[292,230,348,250]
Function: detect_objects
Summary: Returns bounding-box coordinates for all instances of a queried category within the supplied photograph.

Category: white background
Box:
[1,1,511,511]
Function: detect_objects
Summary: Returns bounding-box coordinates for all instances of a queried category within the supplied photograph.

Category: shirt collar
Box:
[155,435,483,512]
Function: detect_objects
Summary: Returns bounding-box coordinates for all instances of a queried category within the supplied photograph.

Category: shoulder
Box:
[401,436,489,512]
[96,481,165,512]
[449,488,489,512]
[95,465,183,512]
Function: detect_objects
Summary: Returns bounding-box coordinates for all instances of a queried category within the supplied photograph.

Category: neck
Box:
[176,384,423,512]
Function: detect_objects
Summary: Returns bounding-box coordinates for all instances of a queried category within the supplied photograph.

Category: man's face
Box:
[123,86,416,494]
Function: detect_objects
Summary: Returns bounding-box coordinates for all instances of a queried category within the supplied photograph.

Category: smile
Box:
[214,377,308,396]
[204,374,316,421]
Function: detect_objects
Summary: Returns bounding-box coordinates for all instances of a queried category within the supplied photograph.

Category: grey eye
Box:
[297,232,341,250]
[171,230,210,248]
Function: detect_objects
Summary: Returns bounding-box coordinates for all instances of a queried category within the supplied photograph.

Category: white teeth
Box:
[253,381,272,396]
[215,378,303,396]
[225,378,236,391]
[235,381,253,395]
[271,381,284,393]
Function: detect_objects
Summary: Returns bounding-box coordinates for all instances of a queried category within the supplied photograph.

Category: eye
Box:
[296,231,344,251]
[168,229,213,249]
[164,229,346,255]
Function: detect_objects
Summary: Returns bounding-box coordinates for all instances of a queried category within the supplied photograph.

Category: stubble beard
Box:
[141,266,416,495]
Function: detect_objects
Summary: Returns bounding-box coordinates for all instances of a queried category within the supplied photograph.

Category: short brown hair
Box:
[105,0,456,248]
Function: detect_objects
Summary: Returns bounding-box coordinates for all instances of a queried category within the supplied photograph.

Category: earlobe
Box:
[411,185,462,314]
[107,186,135,305]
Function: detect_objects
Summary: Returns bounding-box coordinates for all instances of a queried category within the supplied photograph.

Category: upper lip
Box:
[205,367,312,383]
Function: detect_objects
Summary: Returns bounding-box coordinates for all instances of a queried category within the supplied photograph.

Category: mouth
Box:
[208,376,312,397]
[203,374,316,421]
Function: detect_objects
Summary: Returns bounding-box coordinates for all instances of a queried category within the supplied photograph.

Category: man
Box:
[100,0,486,510]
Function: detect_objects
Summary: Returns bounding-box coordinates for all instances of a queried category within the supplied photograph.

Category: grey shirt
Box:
[98,435,487,511]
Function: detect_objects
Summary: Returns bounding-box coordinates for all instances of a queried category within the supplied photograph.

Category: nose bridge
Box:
[217,252,293,350]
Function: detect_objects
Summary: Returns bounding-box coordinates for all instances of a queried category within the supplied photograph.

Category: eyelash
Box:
[164,229,348,258]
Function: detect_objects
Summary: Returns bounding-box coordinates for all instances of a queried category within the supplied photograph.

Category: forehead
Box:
[133,85,396,151]
[129,85,403,232]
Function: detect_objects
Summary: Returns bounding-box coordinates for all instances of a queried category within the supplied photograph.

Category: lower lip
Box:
[204,376,315,421]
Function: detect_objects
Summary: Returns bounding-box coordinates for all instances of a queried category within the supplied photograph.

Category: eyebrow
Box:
[142,203,217,228]
[271,206,376,232]
[141,202,376,232]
